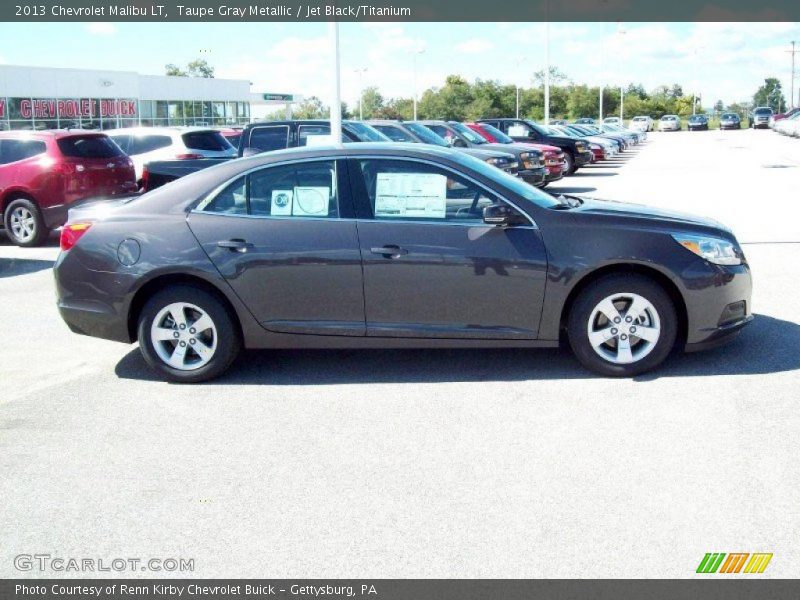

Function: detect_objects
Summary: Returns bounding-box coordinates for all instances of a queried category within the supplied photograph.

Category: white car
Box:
[107,127,237,183]
[630,115,653,132]
[659,115,681,132]
[775,112,800,137]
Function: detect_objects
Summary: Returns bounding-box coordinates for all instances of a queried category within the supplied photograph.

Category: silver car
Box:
[659,115,681,132]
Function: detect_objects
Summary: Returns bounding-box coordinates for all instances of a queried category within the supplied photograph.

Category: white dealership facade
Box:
[0,64,301,130]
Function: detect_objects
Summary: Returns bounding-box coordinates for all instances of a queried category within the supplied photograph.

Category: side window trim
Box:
[346,156,536,228]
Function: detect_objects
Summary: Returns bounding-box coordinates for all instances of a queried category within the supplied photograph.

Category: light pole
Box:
[354,67,368,120]
[515,57,526,119]
[329,22,342,145]
[616,24,626,122]
[412,46,426,120]
[787,41,798,109]
[544,1,550,123]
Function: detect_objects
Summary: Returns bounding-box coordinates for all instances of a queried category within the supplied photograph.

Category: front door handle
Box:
[370,245,408,258]
[218,239,254,253]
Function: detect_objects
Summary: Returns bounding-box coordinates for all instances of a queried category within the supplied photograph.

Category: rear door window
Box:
[247,125,290,152]
[108,135,131,153]
[57,135,124,158]
[130,135,173,155]
[0,139,47,163]
[182,131,232,151]
[298,124,332,147]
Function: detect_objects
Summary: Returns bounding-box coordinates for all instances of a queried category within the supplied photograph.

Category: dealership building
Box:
[0,65,301,130]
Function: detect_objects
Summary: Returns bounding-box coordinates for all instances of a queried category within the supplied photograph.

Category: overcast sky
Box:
[2,21,798,108]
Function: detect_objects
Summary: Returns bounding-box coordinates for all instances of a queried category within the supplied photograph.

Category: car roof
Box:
[0,129,109,139]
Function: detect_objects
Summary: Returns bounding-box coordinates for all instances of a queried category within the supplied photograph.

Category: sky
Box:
[1,21,799,109]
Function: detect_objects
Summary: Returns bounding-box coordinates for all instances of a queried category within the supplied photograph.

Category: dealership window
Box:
[168,101,184,126]
[225,102,237,124]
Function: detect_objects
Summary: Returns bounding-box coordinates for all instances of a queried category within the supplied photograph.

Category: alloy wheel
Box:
[586,292,661,364]
[150,302,218,371]
[10,206,36,242]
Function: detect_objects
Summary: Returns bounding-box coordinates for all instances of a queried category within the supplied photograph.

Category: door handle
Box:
[370,245,408,258]
[217,239,254,253]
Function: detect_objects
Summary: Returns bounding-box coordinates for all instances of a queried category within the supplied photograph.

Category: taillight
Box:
[60,222,93,251]
[140,165,150,191]
[175,153,203,160]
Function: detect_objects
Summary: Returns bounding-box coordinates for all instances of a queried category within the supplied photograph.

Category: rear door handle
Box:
[370,245,408,258]
[217,239,254,253]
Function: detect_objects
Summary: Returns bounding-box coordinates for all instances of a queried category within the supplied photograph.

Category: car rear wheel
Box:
[4,198,48,247]
[138,285,241,383]
[567,274,677,377]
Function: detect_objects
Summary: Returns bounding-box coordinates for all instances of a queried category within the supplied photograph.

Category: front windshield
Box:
[449,121,487,144]
[523,119,550,136]
[403,122,449,147]
[721,113,738,119]
[344,122,389,142]
[449,151,561,209]
[475,123,514,144]
[754,107,773,115]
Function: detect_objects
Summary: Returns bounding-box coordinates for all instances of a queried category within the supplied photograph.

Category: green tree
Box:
[293,96,327,119]
[187,59,215,78]
[165,59,215,78]
[374,97,414,120]
[165,63,187,77]
[753,78,786,112]
[713,99,724,113]
[357,86,384,119]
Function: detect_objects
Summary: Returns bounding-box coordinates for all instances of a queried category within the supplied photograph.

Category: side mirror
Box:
[452,138,467,148]
[242,147,263,157]
[527,131,536,139]
[483,203,526,227]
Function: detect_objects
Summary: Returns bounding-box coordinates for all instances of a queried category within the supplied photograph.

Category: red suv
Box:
[1,130,137,246]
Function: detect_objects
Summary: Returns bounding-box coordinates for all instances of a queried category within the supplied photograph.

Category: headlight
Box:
[485,157,503,166]
[519,152,531,160]
[672,234,741,266]
[575,142,586,152]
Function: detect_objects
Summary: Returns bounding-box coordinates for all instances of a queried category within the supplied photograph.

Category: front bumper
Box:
[518,166,547,186]
[574,150,593,168]
[681,261,753,349]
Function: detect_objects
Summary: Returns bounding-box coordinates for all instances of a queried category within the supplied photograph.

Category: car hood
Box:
[460,147,516,160]
[569,197,732,235]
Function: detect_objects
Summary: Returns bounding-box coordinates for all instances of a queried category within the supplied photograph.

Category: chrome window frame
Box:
[190,154,538,229]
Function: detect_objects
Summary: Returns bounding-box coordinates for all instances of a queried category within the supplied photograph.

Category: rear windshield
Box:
[182,131,232,151]
[57,135,124,158]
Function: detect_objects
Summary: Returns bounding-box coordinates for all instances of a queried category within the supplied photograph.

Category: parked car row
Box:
[2,115,650,246]
[772,109,800,137]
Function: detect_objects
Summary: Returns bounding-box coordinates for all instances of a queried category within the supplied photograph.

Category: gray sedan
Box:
[55,144,752,382]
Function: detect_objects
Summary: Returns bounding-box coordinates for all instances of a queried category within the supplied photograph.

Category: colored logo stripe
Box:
[719,553,749,573]
[744,553,773,574]
[696,553,726,573]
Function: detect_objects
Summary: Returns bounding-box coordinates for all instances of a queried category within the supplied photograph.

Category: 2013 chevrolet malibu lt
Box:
[54,144,753,382]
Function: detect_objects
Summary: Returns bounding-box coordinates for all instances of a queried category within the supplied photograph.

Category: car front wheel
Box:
[567,274,677,377]
[138,285,241,383]
[4,198,48,247]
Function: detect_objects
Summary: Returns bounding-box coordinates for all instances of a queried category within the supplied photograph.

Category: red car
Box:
[1,130,137,246]
[465,121,566,186]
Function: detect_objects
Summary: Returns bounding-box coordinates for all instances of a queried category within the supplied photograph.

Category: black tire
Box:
[567,274,677,377]
[3,198,49,247]
[137,285,241,383]
[563,151,576,175]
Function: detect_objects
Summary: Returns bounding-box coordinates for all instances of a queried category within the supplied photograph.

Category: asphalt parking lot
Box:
[1,128,798,578]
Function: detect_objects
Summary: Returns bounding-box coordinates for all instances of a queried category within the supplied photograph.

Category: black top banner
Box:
[4,0,800,22]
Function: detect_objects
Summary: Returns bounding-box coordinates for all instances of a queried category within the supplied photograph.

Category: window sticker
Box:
[304,134,335,147]
[374,172,447,219]
[293,186,330,216]
[508,125,528,137]
[271,189,293,215]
